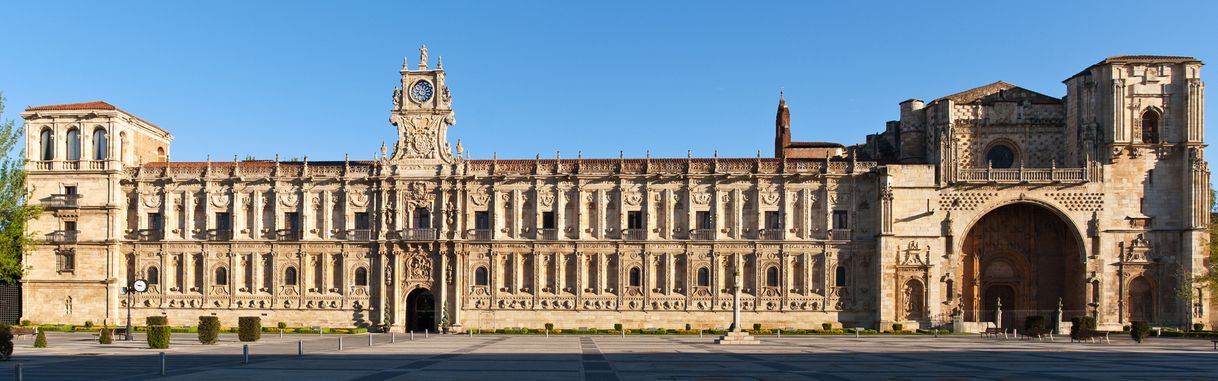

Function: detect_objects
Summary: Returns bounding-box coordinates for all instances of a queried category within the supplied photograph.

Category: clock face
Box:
[133,279,149,293]
[410,80,434,103]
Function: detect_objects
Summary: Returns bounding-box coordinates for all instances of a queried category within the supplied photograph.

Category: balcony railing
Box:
[956,166,1087,184]
[468,229,493,241]
[689,229,716,241]
[395,228,436,241]
[537,228,559,240]
[43,194,82,208]
[830,229,852,241]
[206,229,233,241]
[759,229,785,241]
[347,229,372,241]
[46,230,79,243]
[621,229,647,240]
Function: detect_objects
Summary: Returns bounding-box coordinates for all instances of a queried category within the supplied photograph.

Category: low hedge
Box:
[198,316,220,344]
[147,326,171,349]
[239,316,261,342]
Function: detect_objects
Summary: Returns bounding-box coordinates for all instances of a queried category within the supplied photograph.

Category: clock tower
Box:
[389,44,455,164]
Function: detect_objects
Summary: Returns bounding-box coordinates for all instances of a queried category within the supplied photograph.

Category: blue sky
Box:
[1,1,1215,164]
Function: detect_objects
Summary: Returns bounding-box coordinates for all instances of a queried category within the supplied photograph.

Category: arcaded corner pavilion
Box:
[18,49,1211,333]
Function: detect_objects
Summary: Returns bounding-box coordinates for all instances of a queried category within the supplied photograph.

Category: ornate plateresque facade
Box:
[19,49,1212,332]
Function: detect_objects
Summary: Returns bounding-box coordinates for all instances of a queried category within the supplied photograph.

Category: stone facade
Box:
[19,50,1212,332]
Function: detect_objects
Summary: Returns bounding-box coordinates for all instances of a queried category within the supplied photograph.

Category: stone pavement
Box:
[2,332,1217,380]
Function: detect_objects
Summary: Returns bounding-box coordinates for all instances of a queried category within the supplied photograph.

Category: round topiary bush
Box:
[752,323,762,331]
[34,330,47,348]
[99,327,113,344]
[1070,316,1096,341]
[613,323,623,332]
[1025,316,1046,331]
[84,321,94,329]
[147,325,171,349]
[277,321,287,329]
[1193,322,1206,331]
[20,320,31,327]
[147,316,169,326]
[822,322,833,331]
[0,323,14,360]
[197,316,220,344]
[544,323,554,332]
[239,316,262,342]
[1130,321,1151,343]
[891,323,903,332]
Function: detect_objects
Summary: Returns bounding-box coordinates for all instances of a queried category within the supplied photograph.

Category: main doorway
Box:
[960,203,1086,326]
[406,288,436,332]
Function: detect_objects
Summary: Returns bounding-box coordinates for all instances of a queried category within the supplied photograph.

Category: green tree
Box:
[0,93,41,285]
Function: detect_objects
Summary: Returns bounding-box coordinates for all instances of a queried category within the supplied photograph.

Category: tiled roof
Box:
[932,81,1060,105]
[25,101,169,135]
[142,156,858,168]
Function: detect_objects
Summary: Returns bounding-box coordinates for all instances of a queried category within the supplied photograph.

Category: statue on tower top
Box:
[419,44,429,70]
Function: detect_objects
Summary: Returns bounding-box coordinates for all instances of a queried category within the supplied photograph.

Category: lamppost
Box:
[124,278,149,341]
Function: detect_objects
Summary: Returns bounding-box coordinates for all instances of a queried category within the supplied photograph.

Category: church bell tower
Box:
[389,44,456,164]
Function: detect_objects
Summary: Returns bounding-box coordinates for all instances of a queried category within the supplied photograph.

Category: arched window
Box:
[214,267,228,286]
[284,267,298,286]
[1141,109,1160,144]
[66,129,81,161]
[696,267,710,287]
[628,267,641,287]
[39,129,54,161]
[156,146,166,162]
[985,144,1015,168]
[766,266,779,287]
[146,266,160,285]
[834,266,847,287]
[474,266,489,286]
[354,267,368,286]
[92,128,108,160]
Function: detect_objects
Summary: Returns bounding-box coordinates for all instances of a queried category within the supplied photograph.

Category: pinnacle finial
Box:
[437,55,443,69]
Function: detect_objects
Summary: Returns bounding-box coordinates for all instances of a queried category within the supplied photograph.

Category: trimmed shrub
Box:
[20,320,31,327]
[34,330,47,348]
[1193,322,1206,331]
[1130,321,1151,343]
[239,317,262,342]
[277,321,287,329]
[99,327,113,344]
[147,326,170,349]
[545,323,554,332]
[147,316,168,326]
[84,321,94,329]
[197,316,220,344]
[891,323,903,332]
[613,323,623,332]
[822,322,834,330]
[1025,316,1046,331]
[685,323,692,331]
[1070,316,1097,341]
[0,323,13,360]
[752,323,762,331]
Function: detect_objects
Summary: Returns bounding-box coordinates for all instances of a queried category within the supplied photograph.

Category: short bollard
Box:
[16,363,22,381]
[854,328,862,339]
[160,352,167,376]
[777,329,782,338]
[468,330,472,337]
[279,330,283,338]
[425,329,429,338]
[243,344,250,364]
[391,332,396,343]
[934,330,940,338]
[338,336,344,351]
[620,330,625,338]
[699,329,703,338]
[368,334,373,347]
[410,331,415,341]
[545,330,549,338]
[298,340,304,356]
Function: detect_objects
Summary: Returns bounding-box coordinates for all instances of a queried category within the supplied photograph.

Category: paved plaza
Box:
[2,332,1217,380]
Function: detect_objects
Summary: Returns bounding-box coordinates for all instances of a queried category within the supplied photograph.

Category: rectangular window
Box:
[354,212,370,230]
[627,211,644,229]
[764,211,782,230]
[415,208,431,229]
[696,211,713,230]
[215,212,231,231]
[56,251,75,272]
[832,211,849,229]
[147,213,163,230]
[284,212,300,232]
[64,220,77,232]
[542,211,556,229]
[474,211,491,230]
[64,185,78,196]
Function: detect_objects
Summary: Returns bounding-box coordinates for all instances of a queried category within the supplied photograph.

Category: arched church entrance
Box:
[405,288,436,332]
[961,203,1086,328]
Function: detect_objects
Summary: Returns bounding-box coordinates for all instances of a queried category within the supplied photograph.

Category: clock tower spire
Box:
[389,44,455,164]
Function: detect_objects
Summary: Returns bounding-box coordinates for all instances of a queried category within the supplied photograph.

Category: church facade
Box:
[19,49,1211,332]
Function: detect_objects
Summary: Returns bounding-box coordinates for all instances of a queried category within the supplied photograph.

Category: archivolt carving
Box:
[210,192,230,208]
[278,192,299,208]
[470,188,490,206]
[406,253,433,280]
[349,191,370,207]
[142,194,162,208]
